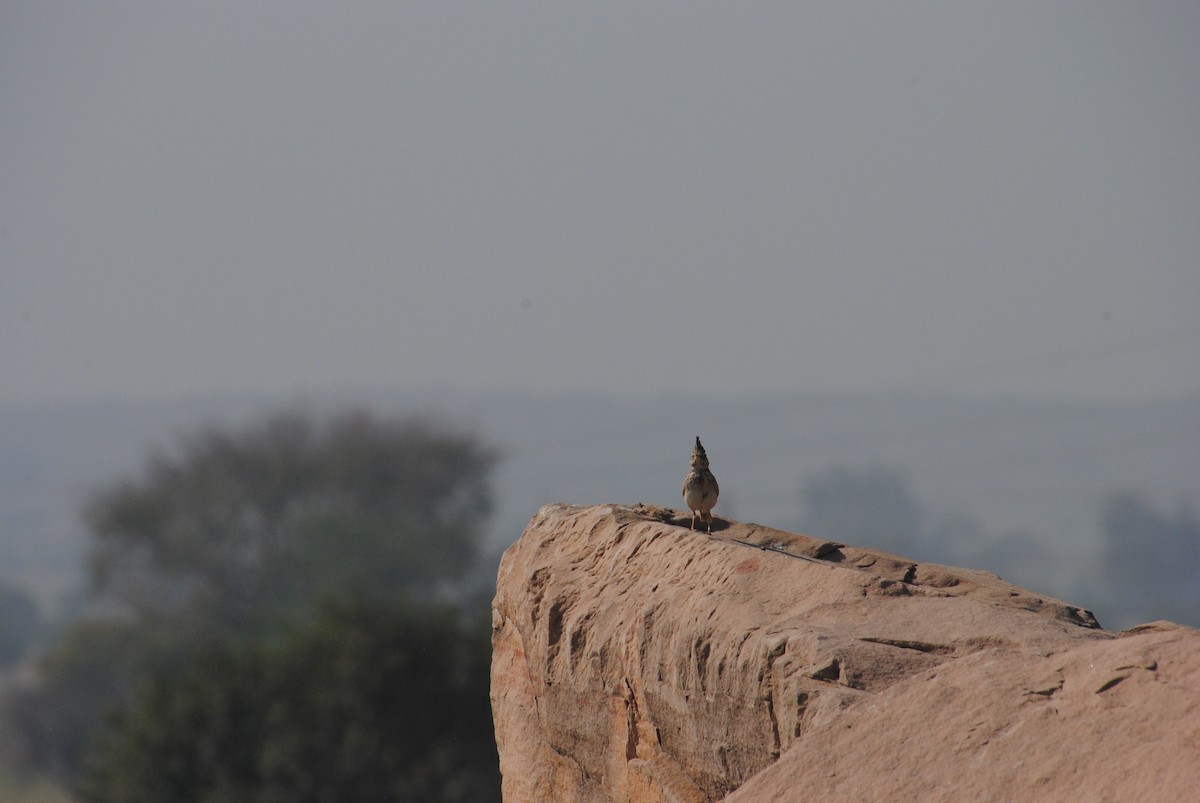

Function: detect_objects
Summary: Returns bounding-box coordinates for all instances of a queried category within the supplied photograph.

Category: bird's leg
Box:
[690,511,697,530]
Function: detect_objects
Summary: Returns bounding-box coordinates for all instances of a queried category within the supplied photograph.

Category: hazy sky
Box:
[4,3,1198,405]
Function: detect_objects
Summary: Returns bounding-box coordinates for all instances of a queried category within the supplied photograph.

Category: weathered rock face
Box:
[490,504,1200,802]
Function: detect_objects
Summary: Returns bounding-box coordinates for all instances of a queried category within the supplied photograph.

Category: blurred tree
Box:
[77,599,500,803]
[2,408,501,795]
[0,619,184,779]
[84,410,497,627]
[0,582,41,668]
[1100,492,1199,627]
[800,467,924,556]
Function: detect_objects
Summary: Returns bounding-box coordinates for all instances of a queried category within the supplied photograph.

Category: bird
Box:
[682,436,719,532]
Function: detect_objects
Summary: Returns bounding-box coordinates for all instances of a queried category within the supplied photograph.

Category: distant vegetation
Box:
[1100,492,1200,628]
[1,409,501,802]
[78,600,496,803]
[0,584,41,669]
[800,466,1200,630]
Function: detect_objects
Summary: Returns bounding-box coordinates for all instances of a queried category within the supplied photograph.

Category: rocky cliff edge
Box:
[490,503,1200,802]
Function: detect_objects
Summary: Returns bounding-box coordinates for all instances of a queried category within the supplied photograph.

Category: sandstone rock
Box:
[490,504,1200,802]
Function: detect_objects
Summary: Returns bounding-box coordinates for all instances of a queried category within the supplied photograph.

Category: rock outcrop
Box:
[490,504,1200,802]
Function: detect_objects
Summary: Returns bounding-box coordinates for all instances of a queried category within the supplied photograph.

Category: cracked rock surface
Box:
[490,503,1200,802]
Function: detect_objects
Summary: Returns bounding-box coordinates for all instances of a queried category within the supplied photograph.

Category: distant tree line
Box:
[1100,492,1199,628]
[799,466,1198,630]
[0,582,41,669]
[0,409,502,802]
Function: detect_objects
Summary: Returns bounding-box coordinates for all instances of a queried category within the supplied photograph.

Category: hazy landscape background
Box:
[5,1,1197,621]
[2,3,1197,800]
[4,386,1198,627]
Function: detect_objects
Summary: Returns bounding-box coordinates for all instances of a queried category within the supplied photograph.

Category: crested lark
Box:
[682,436,719,532]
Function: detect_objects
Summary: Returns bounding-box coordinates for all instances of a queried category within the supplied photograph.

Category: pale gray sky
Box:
[4,3,1198,405]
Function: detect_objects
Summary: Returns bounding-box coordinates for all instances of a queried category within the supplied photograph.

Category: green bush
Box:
[78,600,499,803]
